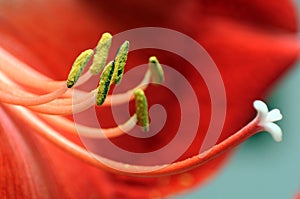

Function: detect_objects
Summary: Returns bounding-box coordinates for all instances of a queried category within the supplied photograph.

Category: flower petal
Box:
[0,107,55,198]
[0,0,299,198]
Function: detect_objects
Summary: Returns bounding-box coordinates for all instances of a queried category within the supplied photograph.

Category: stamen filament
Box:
[73,71,93,87]
[6,69,151,115]
[2,100,275,177]
[103,70,151,106]
[39,114,137,139]
[0,47,65,92]
[27,95,95,115]
[0,85,68,106]
[0,47,93,94]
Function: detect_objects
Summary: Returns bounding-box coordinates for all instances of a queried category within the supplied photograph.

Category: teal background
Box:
[174,2,300,199]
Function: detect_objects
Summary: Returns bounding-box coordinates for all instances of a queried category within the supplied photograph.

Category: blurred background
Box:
[174,1,300,199]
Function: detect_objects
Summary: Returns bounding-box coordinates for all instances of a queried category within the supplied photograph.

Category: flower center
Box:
[0,32,283,177]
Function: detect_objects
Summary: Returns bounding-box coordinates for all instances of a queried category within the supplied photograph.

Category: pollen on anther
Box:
[96,61,115,106]
[89,32,112,75]
[67,49,94,88]
[112,40,129,84]
[134,88,149,132]
[149,56,164,84]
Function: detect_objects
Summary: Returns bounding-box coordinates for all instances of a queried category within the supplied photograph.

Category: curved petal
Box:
[0,0,299,198]
[0,107,55,198]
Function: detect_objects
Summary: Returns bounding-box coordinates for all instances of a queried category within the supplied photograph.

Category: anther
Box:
[134,88,149,132]
[112,41,129,84]
[89,32,112,75]
[96,61,115,106]
[67,49,94,88]
[149,56,164,84]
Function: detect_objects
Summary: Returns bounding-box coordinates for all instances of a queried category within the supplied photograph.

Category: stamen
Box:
[0,85,68,106]
[104,70,151,106]
[24,69,152,115]
[4,99,284,177]
[39,114,137,139]
[76,114,137,138]
[253,100,283,142]
[67,49,94,88]
[73,71,93,87]
[112,41,129,84]
[96,61,115,106]
[134,89,149,132]
[149,56,164,84]
[0,47,64,92]
[2,32,285,178]
[89,32,112,75]
[0,71,69,106]
[28,93,95,115]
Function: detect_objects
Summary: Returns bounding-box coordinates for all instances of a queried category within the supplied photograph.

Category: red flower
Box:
[0,0,299,198]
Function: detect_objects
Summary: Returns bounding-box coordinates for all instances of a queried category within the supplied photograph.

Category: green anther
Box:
[96,61,115,106]
[67,49,94,88]
[89,32,112,75]
[149,56,164,84]
[134,89,149,132]
[112,40,129,84]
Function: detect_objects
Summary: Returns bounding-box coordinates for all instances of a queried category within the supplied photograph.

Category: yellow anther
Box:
[67,49,94,88]
[89,32,112,75]
[134,89,149,132]
[149,56,164,84]
[112,40,129,84]
[96,61,115,106]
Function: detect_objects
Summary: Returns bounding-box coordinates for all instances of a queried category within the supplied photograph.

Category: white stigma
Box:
[253,100,283,142]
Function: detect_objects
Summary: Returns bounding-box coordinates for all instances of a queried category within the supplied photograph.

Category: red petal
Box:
[0,107,56,198]
[0,0,299,198]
